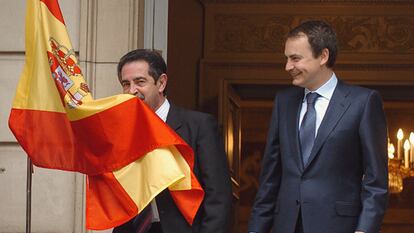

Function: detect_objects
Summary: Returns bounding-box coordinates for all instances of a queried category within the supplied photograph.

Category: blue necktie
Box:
[299,92,320,166]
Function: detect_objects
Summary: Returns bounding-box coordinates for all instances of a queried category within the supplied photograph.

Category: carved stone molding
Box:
[214,15,414,53]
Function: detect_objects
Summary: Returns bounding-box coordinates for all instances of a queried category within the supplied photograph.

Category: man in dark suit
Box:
[113,49,232,233]
[248,20,388,233]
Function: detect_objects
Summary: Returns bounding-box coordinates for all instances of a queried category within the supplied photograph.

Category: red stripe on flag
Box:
[170,171,205,225]
[9,108,77,170]
[86,172,138,230]
[9,98,192,175]
[70,98,193,173]
[40,0,65,25]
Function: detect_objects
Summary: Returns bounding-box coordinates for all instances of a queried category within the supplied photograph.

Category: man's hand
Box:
[355,231,365,233]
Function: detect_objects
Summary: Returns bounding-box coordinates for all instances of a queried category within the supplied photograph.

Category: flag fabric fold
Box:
[9,0,204,229]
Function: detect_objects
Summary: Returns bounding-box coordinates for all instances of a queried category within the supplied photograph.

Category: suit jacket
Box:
[248,81,388,233]
[114,104,232,233]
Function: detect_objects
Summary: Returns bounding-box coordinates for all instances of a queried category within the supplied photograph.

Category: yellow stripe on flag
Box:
[168,146,191,191]
[66,94,135,121]
[13,0,133,121]
[113,146,192,210]
[12,0,64,112]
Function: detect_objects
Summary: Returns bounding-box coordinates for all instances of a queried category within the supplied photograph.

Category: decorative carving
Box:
[215,15,291,52]
[214,15,414,53]
[332,17,414,53]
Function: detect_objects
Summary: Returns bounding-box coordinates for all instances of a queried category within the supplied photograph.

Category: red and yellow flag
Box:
[9,0,204,229]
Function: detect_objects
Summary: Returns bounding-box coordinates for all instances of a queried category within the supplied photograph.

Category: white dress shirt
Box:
[155,98,170,122]
[298,73,338,138]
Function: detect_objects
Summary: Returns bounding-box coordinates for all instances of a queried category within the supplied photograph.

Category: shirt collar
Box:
[304,73,338,101]
[155,98,170,122]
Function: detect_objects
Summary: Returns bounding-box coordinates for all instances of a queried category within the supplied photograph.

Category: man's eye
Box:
[121,83,129,88]
[135,80,146,86]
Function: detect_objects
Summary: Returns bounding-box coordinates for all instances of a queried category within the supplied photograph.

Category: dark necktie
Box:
[132,205,153,233]
[299,92,320,166]
[112,204,153,233]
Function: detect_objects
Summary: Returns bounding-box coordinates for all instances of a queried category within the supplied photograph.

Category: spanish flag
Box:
[9,0,204,230]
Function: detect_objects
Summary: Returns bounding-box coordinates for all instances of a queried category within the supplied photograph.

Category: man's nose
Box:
[128,84,144,99]
[285,60,293,71]
[128,83,138,95]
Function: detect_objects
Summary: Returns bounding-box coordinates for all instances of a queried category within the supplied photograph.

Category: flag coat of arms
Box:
[9,0,204,229]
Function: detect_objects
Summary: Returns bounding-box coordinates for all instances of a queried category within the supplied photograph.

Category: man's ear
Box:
[158,74,168,93]
[320,48,329,66]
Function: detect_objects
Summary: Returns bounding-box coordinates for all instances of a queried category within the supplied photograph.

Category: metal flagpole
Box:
[26,157,33,233]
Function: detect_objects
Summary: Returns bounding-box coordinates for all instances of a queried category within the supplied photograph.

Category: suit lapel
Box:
[304,81,351,170]
[166,105,182,131]
[286,89,305,172]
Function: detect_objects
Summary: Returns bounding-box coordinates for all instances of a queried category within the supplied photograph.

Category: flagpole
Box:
[26,157,33,233]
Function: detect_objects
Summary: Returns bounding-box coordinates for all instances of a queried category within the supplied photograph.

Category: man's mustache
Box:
[134,93,145,100]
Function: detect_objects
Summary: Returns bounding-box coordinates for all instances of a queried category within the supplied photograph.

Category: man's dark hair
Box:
[287,20,338,68]
[117,49,167,83]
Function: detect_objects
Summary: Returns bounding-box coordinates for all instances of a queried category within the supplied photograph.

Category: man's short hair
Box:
[117,49,167,83]
[287,20,338,68]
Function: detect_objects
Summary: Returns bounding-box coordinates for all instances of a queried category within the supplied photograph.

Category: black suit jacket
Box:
[114,104,232,233]
[248,81,388,233]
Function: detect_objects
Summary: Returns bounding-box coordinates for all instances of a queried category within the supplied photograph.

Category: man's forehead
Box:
[124,59,150,68]
[286,34,308,45]
[121,61,150,75]
[121,75,150,81]
[285,36,311,53]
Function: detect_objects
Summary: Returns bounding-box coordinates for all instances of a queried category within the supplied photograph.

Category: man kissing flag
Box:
[9,0,204,230]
